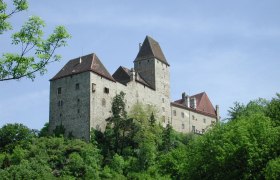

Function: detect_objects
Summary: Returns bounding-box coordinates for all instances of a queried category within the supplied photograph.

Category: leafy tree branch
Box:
[0,0,71,81]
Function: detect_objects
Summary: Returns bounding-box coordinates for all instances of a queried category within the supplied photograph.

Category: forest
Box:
[0,92,279,179]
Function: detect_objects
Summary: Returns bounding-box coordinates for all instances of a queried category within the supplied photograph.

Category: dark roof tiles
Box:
[50,53,115,82]
[135,36,169,66]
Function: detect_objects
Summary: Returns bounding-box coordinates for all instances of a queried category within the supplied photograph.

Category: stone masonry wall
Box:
[171,105,217,134]
[49,72,91,141]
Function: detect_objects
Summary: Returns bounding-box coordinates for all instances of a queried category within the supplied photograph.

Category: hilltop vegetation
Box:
[0,93,280,179]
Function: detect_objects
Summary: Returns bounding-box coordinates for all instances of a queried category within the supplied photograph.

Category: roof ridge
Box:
[134,36,169,66]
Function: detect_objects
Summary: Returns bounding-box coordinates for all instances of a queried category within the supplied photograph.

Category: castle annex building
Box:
[49,36,220,141]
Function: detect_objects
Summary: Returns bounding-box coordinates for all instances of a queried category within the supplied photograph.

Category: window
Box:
[162,107,165,112]
[173,110,176,116]
[92,83,96,92]
[102,98,106,107]
[181,112,184,118]
[203,118,206,123]
[192,125,195,132]
[75,83,80,90]
[162,116,166,123]
[57,87,61,95]
[182,123,185,129]
[192,115,195,120]
[77,109,80,113]
[77,99,80,104]
[104,87,109,94]
[58,100,63,107]
[162,98,165,103]
[60,113,62,117]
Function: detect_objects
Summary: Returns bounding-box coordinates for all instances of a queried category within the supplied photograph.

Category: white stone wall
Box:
[49,58,216,140]
[171,105,217,134]
[89,71,165,132]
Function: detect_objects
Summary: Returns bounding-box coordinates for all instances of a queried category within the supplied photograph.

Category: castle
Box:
[49,36,220,141]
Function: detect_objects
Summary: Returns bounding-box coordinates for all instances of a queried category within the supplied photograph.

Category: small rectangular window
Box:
[75,83,80,90]
[162,107,165,112]
[182,123,185,129]
[181,112,184,118]
[203,118,206,123]
[104,87,109,94]
[162,98,165,103]
[58,100,63,107]
[92,83,96,92]
[173,110,176,116]
[192,115,195,120]
[77,109,80,114]
[57,87,61,95]
[162,116,166,123]
[192,125,195,132]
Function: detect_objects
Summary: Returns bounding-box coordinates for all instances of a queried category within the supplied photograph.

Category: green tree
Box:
[0,123,34,153]
[266,93,280,126]
[181,113,280,179]
[161,123,175,152]
[265,157,280,180]
[38,122,49,137]
[53,123,66,137]
[0,0,71,81]
[0,136,102,179]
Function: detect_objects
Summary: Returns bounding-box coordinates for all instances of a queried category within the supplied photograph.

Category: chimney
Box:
[139,43,142,51]
[182,92,186,99]
[216,105,220,122]
[130,68,135,81]
[190,97,197,109]
[182,92,190,108]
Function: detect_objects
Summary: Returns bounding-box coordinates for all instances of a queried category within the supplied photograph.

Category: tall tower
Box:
[134,36,171,123]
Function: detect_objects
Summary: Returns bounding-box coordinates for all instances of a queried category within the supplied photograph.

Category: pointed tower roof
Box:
[50,53,115,82]
[134,36,169,66]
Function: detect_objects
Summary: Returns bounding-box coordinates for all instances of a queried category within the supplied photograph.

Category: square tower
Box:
[134,36,171,123]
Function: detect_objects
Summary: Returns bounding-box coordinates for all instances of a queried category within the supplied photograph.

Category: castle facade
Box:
[49,36,219,141]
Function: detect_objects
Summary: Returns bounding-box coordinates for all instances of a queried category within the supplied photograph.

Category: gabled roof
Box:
[173,92,217,118]
[134,36,169,66]
[50,53,115,82]
[112,66,152,88]
[112,66,131,85]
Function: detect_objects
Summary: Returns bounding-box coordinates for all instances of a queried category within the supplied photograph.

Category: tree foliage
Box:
[0,0,71,81]
[1,93,280,179]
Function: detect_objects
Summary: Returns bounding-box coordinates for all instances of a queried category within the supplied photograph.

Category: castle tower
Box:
[134,36,171,123]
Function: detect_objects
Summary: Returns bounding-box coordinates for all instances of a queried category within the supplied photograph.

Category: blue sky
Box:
[1,0,280,130]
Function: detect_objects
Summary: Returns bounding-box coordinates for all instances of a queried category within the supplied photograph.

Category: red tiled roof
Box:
[134,36,169,66]
[50,53,115,82]
[173,92,217,118]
